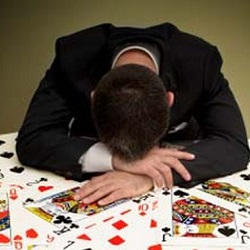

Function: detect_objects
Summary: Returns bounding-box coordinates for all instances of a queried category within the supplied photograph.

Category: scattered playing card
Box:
[23,186,129,230]
[0,193,11,247]
[198,180,250,217]
[1,133,250,249]
[45,192,159,250]
[157,187,250,247]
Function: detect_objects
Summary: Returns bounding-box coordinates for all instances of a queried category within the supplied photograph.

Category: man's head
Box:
[92,64,171,161]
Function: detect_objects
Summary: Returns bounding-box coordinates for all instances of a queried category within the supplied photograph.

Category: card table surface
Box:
[0,132,249,250]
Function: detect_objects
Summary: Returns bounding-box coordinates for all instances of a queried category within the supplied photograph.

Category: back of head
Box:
[92,64,169,161]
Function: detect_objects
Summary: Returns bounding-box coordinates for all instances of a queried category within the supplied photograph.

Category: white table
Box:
[0,133,249,250]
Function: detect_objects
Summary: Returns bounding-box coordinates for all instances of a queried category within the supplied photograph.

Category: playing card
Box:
[0,133,80,204]
[9,194,56,249]
[156,188,176,244]
[26,245,51,249]
[157,187,250,247]
[158,247,249,250]
[197,180,250,218]
[0,193,11,247]
[23,186,131,231]
[1,132,250,249]
[0,165,78,199]
[45,190,159,250]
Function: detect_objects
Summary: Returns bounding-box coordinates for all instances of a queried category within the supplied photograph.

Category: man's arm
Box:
[173,47,249,187]
[100,47,250,189]
[16,39,97,181]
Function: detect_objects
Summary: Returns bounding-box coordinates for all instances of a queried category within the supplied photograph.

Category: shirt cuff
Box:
[78,142,113,173]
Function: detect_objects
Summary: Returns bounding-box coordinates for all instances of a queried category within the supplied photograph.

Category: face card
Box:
[1,133,161,249]
[45,190,159,250]
[157,187,250,247]
[156,188,175,242]
[23,186,130,230]
[198,180,250,218]
[0,193,11,247]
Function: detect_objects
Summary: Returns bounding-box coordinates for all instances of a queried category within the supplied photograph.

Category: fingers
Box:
[74,184,116,205]
[154,148,193,185]
[98,188,129,206]
[73,171,154,206]
[157,164,173,189]
[73,176,106,202]
[160,148,195,161]
[138,148,194,189]
[74,182,121,206]
[137,166,165,188]
[98,174,153,205]
[163,156,191,181]
[139,150,194,188]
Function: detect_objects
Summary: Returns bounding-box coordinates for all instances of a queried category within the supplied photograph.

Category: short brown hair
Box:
[92,64,169,161]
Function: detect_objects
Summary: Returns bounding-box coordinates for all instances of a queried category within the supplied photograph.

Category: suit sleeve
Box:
[16,38,97,181]
[173,48,250,187]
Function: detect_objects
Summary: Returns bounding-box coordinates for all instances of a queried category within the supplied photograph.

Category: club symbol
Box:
[53,215,72,225]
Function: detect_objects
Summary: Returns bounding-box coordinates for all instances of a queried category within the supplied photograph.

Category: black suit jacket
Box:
[16,23,250,187]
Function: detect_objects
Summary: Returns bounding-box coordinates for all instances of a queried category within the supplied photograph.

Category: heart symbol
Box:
[0,234,10,243]
[26,228,38,238]
[38,186,53,192]
[13,235,22,241]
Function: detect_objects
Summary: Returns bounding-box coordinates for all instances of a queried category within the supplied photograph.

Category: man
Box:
[16,23,249,206]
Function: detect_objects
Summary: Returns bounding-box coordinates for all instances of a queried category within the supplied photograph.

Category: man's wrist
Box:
[112,154,121,170]
[112,154,133,172]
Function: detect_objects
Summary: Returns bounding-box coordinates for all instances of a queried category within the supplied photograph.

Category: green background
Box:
[1,0,249,136]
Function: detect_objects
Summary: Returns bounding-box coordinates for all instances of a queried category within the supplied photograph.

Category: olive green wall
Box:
[1,0,249,135]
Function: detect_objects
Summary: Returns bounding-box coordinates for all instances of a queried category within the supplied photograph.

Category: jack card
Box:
[45,190,159,250]
[157,187,250,247]
[23,186,128,229]
[198,180,250,218]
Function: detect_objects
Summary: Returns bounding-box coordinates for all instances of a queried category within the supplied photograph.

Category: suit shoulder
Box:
[57,23,113,46]
[176,31,218,54]
[169,31,222,70]
[53,23,114,69]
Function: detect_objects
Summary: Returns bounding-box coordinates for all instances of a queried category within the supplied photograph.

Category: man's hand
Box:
[113,146,195,189]
[73,171,153,205]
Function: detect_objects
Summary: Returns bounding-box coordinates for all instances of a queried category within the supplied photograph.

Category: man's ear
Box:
[91,90,95,100]
[166,91,174,107]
